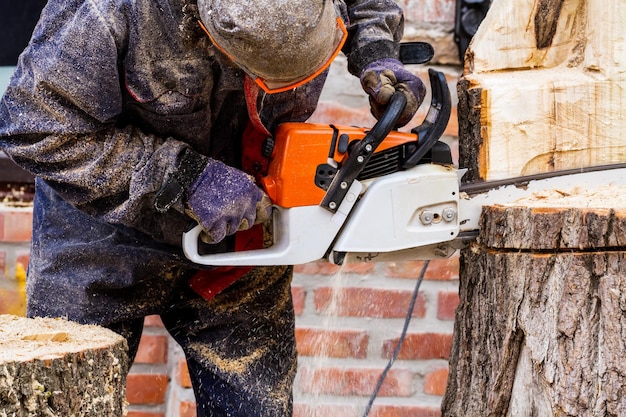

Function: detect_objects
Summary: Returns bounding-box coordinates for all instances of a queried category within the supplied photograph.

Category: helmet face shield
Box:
[197,0,347,93]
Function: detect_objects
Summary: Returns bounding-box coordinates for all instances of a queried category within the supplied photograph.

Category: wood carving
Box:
[458,0,626,182]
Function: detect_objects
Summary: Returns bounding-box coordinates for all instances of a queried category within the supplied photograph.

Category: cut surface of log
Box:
[0,315,129,417]
[442,187,626,416]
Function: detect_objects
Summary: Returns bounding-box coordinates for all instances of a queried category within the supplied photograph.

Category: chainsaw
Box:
[183,50,626,266]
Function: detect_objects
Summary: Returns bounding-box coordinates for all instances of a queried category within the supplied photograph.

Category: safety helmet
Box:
[197,0,347,93]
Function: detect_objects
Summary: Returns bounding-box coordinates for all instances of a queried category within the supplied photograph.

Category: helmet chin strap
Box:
[243,75,272,137]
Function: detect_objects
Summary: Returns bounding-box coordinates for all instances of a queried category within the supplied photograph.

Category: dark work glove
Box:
[186,160,272,243]
[360,58,426,127]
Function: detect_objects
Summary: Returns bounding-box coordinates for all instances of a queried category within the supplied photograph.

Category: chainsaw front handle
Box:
[320,92,407,213]
[320,67,451,213]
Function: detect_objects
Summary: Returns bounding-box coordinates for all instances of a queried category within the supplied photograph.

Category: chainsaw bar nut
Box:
[420,207,457,225]
[420,210,434,225]
[442,207,457,222]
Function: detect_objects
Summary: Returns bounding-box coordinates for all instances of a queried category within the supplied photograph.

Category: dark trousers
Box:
[27,179,296,417]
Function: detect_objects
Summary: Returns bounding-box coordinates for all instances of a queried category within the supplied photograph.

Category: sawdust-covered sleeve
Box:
[342,0,405,75]
[0,0,203,245]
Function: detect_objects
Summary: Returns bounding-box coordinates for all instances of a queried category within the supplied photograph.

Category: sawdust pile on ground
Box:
[0,314,125,362]
[510,184,626,209]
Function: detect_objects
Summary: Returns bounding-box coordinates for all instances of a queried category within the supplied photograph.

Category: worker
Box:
[0,0,425,415]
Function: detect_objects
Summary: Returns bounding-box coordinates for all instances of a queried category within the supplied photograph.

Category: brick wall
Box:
[0,1,463,416]
[119,254,460,417]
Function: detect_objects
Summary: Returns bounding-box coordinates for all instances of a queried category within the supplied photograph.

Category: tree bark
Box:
[442,189,626,416]
[0,315,129,417]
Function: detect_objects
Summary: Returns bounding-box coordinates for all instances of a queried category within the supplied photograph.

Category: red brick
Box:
[402,0,455,24]
[437,291,459,320]
[144,315,165,328]
[125,412,165,417]
[126,374,169,405]
[424,367,449,396]
[0,208,33,242]
[294,403,362,417]
[294,260,374,275]
[370,404,442,417]
[385,256,459,281]
[382,333,453,360]
[424,256,460,280]
[299,366,414,397]
[292,286,306,316]
[294,403,441,417]
[313,287,426,318]
[180,400,197,417]
[340,262,376,274]
[293,262,319,275]
[295,327,368,358]
[177,358,193,388]
[134,334,168,364]
[16,251,29,270]
[294,259,340,275]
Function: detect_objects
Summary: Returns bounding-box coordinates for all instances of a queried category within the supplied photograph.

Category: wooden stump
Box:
[0,315,129,416]
[442,186,626,416]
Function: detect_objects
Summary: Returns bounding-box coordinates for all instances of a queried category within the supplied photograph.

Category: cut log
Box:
[442,185,626,416]
[458,0,626,182]
[0,315,129,416]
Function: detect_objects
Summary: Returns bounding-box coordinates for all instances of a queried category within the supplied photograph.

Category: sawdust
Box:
[509,184,626,209]
[205,265,291,313]
[191,343,264,375]
[0,315,125,363]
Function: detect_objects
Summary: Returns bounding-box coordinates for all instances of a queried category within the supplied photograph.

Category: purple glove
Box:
[186,160,272,243]
[360,58,426,127]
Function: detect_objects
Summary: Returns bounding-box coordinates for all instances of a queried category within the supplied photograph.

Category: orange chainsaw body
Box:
[260,123,418,208]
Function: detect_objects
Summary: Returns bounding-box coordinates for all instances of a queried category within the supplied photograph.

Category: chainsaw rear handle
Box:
[183,181,364,266]
[399,42,435,65]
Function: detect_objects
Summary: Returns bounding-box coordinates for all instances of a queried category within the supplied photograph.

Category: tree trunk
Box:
[442,187,626,416]
[447,0,626,414]
[0,315,129,417]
